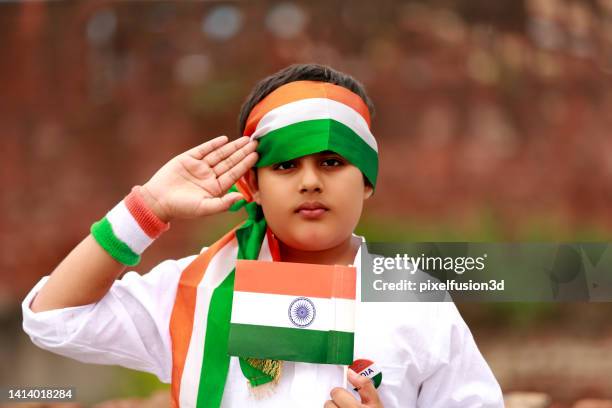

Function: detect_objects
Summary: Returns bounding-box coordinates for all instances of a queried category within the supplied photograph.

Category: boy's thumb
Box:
[224,192,245,205]
[347,368,381,405]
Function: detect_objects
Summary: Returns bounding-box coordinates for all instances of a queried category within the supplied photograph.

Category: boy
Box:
[22,64,504,407]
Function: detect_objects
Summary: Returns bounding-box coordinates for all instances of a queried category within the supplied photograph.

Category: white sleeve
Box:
[416,302,504,408]
[21,253,200,384]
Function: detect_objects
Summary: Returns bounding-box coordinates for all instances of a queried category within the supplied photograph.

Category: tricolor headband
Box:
[243,80,379,188]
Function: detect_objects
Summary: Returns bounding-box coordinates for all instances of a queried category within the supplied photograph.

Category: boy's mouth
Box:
[295,201,329,219]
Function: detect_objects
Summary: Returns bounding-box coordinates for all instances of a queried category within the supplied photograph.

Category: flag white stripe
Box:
[107,201,153,254]
[179,240,238,407]
[251,98,378,152]
[231,291,355,333]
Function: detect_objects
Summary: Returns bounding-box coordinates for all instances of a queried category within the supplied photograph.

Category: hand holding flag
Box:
[324,368,384,407]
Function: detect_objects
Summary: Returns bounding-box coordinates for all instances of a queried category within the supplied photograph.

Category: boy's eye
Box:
[321,157,344,166]
[272,156,344,170]
[273,161,296,170]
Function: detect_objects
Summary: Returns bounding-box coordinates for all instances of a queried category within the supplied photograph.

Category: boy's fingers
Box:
[323,400,339,408]
[187,135,228,159]
[212,139,258,177]
[329,387,358,407]
[203,136,250,168]
[347,368,381,405]
[217,151,258,192]
[198,192,243,215]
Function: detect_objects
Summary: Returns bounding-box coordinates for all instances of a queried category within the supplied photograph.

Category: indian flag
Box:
[228,259,357,365]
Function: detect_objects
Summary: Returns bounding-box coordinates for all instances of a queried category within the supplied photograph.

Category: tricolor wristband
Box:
[90,186,170,266]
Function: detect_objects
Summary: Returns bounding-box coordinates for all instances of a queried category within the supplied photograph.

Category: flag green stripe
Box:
[196,270,235,408]
[255,119,378,188]
[228,323,354,365]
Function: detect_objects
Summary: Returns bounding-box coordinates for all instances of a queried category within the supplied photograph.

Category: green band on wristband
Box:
[91,217,141,266]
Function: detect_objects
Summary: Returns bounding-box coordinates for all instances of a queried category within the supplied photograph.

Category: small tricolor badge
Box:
[349,359,383,389]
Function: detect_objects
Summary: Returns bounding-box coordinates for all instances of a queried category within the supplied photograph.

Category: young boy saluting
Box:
[22,64,504,407]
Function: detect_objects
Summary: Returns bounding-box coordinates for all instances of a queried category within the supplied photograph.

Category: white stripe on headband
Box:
[249,97,378,152]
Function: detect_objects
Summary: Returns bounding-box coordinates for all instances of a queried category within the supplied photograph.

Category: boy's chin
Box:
[288,240,334,252]
[282,229,348,251]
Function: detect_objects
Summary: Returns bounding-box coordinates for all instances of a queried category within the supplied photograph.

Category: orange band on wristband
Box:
[125,186,171,239]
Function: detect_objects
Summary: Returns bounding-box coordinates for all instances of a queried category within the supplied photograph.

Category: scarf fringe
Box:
[246,358,283,383]
[247,379,278,399]
[246,358,283,399]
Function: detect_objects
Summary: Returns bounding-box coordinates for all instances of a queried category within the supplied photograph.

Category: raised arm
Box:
[30,135,258,312]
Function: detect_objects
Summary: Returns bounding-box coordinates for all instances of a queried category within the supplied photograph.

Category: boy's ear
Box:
[244,167,261,204]
[364,184,373,200]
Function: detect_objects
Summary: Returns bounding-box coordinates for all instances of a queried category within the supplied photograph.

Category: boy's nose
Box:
[298,162,323,193]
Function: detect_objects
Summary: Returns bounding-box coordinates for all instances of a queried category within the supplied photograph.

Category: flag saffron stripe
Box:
[235,259,356,300]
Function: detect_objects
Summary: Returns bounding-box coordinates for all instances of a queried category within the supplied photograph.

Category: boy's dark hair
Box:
[238,63,375,188]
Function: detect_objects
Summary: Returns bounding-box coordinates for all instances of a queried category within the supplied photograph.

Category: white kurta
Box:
[22,235,504,407]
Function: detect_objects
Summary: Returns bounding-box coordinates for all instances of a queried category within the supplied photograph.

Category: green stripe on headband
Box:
[254,119,378,188]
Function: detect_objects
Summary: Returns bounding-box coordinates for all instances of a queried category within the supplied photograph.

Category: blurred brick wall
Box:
[2,0,612,301]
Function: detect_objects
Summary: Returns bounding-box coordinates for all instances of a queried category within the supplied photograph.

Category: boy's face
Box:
[245,150,373,251]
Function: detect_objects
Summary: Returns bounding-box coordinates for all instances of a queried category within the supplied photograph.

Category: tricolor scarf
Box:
[169,80,378,407]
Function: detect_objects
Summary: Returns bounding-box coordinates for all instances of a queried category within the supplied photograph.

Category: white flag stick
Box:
[343,365,348,389]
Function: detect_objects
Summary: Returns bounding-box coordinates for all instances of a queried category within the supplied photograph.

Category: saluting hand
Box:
[139,135,258,222]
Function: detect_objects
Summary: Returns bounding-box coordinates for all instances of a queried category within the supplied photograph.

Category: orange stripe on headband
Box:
[244,80,371,136]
